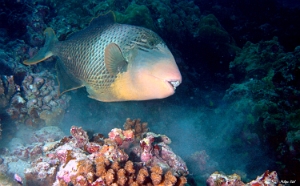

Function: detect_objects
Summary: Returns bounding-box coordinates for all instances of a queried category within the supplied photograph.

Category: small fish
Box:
[24,12,182,102]
[14,173,23,185]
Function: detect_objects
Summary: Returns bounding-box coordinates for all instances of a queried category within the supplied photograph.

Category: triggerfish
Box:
[24,12,182,102]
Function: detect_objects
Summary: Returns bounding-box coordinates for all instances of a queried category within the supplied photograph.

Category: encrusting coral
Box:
[25,118,188,186]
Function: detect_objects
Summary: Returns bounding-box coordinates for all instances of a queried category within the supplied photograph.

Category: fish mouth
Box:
[167,80,181,90]
[142,72,181,96]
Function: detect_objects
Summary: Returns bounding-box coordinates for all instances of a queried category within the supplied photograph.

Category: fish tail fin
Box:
[23,28,58,65]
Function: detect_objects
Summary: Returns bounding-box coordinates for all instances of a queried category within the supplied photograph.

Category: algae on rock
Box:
[115,3,155,31]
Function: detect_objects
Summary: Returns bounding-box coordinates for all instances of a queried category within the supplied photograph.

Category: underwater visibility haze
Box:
[0,0,300,185]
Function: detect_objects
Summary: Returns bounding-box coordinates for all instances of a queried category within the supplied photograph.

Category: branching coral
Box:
[123,118,149,140]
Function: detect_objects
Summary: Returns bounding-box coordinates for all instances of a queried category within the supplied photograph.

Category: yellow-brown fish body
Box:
[24,12,182,102]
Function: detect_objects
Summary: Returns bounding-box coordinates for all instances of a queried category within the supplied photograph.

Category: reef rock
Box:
[24,118,188,185]
[6,70,70,127]
[206,170,280,186]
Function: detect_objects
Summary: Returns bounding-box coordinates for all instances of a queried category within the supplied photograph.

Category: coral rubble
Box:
[23,119,188,185]
[206,170,281,186]
[0,125,65,186]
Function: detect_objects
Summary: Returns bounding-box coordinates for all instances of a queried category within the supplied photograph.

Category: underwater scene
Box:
[0,0,300,185]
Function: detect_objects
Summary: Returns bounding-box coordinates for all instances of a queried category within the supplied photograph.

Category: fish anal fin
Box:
[56,61,84,95]
[24,28,58,65]
[104,43,128,76]
[86,85,118,102]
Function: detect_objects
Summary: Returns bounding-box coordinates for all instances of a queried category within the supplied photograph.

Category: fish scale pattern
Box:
[57,23,163,91]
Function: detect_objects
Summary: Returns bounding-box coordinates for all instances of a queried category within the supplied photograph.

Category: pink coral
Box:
[25,156,58,185]
[248,170,279,186]
[206,170,280,186]
[23,119,189,185]
[85,142,101,154]
[70,126,89,148]
[131,132,189,177]
[108,128,135,148]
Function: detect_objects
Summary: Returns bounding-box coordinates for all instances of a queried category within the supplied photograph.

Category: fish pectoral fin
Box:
[104,43,128,75]
[24,28,58,65]
[56,61,84,95]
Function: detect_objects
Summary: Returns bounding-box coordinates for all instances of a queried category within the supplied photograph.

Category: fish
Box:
[14,173,23,185]
[24,12,182,102]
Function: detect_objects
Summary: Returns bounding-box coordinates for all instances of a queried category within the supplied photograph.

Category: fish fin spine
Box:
[89,11,116,28]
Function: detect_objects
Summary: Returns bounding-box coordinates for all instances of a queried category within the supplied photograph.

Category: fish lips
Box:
[137,70,182,99]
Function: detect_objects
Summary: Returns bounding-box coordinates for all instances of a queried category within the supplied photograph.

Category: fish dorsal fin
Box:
[65,11,116,40]
[104,43,128,75]
[56,60,84,95]
[89,11,116,29]
[24,28,57,65]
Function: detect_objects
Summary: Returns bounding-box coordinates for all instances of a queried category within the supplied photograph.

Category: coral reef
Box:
[229,37,285,81]
[123,118,149,140]
[0,126,65,185]
[0,172,16,186]
[0,75,18,110]
[0,120,1,140]
[195,14,240,71]
[1,0,299,184]
[138,0,201,40]
[6,126,65,161]
[0,2,47,78]
[130,131,188,177]
[0,75,19,140]
[23,118,188,185]
[39,0,202,42]
[206,170,281,186]
[6,70,71,127]
[70,126,89,148]
[223,37,300,178]
[115,3,155,30]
